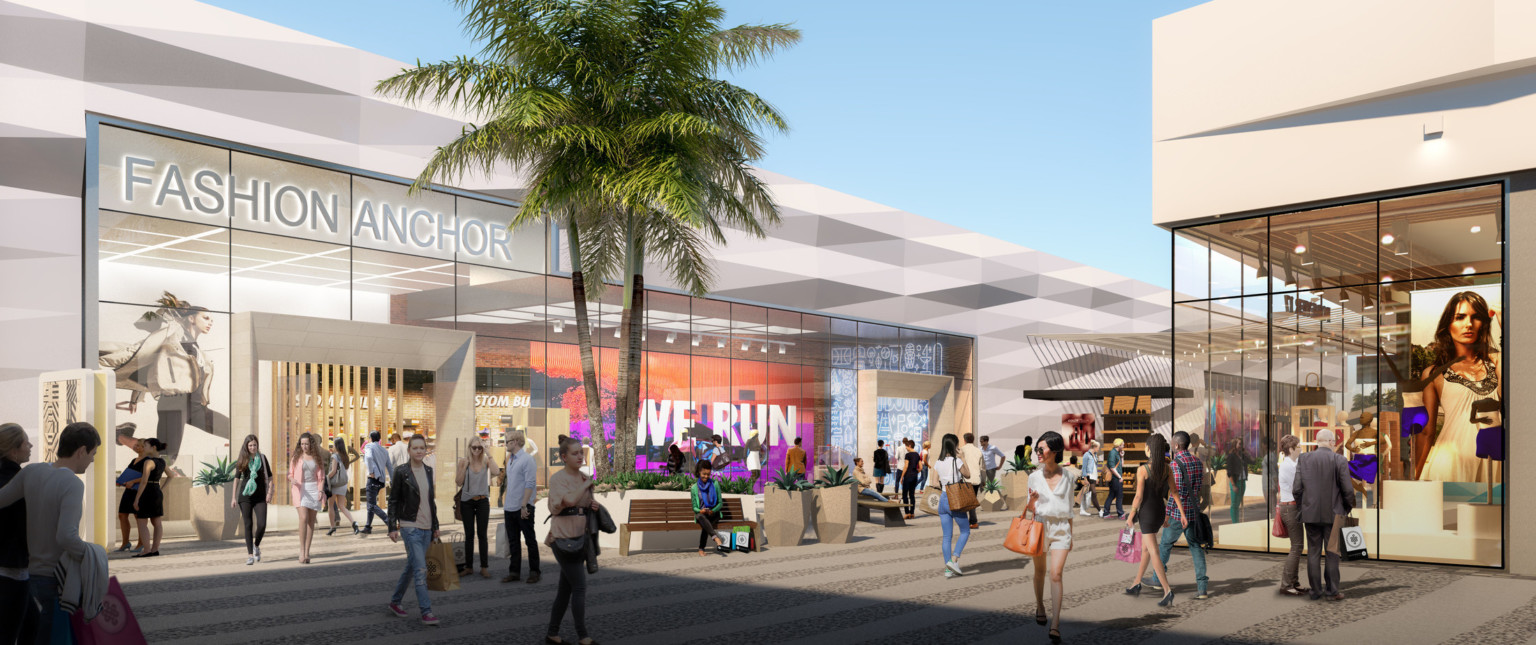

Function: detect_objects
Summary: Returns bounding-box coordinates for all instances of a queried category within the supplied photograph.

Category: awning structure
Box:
[1021,386,1193,401]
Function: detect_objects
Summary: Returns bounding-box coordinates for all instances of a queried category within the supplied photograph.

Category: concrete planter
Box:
[1003,470,1031,511]
[812,484,858,544]
[189,485,239,541]
[979,489,1007,512]
[763,487,812,547]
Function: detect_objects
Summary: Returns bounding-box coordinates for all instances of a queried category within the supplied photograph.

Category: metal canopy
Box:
[1021,387,1194,401]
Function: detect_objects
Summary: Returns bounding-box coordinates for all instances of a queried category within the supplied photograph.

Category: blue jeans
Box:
[392,527,432,613]
[938,489,970,563]
[1149,516,1207,594]
[365,478,388,529]
[859,488,889,502]
[29,575,58,645]
[916,469,928,491]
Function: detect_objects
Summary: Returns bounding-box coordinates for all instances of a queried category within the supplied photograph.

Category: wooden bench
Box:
[856,499,907,526]
[620,497,757,556]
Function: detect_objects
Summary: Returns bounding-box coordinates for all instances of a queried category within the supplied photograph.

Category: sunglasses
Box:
[471,446,483,451]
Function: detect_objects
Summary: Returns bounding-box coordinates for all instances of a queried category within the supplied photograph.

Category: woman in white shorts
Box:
[1025,430,1074,643]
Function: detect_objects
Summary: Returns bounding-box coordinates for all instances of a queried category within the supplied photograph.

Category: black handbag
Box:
[1298,372,1327,406]
[549,506,592,558]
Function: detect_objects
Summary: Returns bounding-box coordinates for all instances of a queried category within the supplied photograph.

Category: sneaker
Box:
[944,569,956,579]
[254,547,261,562]
[946,559,965,576]
[387,603,407,618]
[420,612,440,626]
[245,555,255,566]
[1078,509,1092,516]
[1194,592,1211,600]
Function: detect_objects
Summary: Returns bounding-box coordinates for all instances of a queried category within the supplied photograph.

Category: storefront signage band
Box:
[120,155,516,262]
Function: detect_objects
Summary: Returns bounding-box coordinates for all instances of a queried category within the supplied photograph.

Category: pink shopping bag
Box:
[70,576,147,645]
[1114,527,1141,564]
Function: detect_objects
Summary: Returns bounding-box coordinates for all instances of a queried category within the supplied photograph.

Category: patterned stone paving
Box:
[109,508,1536,645]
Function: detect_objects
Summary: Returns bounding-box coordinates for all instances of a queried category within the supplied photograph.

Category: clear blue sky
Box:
[204,0,1205,288]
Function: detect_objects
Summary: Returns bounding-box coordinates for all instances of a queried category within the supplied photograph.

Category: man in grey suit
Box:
[1292,428,1353,601]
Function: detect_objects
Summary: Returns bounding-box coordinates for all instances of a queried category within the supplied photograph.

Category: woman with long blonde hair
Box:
[456,435,500,578]
[289,432,325,564]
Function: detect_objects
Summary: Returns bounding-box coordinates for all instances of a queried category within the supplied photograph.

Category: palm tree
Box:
[376,0,798,476]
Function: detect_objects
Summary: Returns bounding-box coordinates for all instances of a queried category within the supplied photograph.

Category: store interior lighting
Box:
[665,332,676,343]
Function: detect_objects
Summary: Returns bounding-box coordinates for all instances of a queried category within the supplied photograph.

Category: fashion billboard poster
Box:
[1062,413,1097,453]
[1408,284,1502,486]
[99,293,231,469]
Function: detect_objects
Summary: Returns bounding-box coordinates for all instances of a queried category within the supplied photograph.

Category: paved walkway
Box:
[111,508,1536,644]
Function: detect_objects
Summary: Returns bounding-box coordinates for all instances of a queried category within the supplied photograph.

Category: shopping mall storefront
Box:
[83,118,976,521]
[1169,183,1506,567]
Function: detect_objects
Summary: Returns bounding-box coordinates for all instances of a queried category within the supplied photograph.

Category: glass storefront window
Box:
[99,212,230,311]
[1173,183,1505,567]
[231,230,348,319]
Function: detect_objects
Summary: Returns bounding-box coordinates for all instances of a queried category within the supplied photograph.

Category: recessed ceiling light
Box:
[665,332,676,344]
[1462,267,1475,275]
[1470,225,1482,234]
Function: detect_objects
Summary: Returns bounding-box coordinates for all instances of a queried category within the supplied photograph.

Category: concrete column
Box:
[1505,171,1535,575]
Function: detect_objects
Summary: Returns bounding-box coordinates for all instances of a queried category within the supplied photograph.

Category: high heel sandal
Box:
[1049,628,1062,643]
[1124,583,1142,596]
[1035,606,1047,625]
[1158,589,1175,607]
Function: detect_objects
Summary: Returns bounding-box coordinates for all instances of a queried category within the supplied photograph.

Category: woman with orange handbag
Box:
[1025,431,1074,643]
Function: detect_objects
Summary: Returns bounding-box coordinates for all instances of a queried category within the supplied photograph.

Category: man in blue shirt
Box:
[502,429,541,584]
[360,430,391,535]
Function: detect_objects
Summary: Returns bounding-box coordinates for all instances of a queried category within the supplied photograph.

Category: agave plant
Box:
[193,456,236,488]
[1209,453,1228,473]
[1006,454,1034,474]
[817,465,857,488]
[768,468,815,492]
[981,477,1005,494]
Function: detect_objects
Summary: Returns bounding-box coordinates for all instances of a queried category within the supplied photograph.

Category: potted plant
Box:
[1002,454,1034,511]
[979,477,1007,512]
[812,466,859,544]
[763,469,814,548]
[190,456,239,541]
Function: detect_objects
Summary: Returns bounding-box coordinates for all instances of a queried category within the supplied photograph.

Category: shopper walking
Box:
[289,432,324,564]
[1079,441,1100,516]
[916,440,931,491]
[456,436,499,579]
[361,430,390,536]
[546,436,599,645]
[692,461,730,556]
[232,434,273,565]
[502,430,541,584]
[1226,438,1251,523]
[0,422,101,645]
[980,435,1005,484]
[1026,431,1074,643]
[1276,434,1306,595]
[900,440,921,519]
[1100,439,1125,518]
[130,438,168,558]
[326,438,359,537]
[852,458,890,501]
[933,433,972,578]
[1125,433,1182,607]
[872,440,890,495]
[0,423,36,645]
[1147,431,1208,599]
[1294,428,1352,601]
[960,433,984,529]
[386,435,441,626]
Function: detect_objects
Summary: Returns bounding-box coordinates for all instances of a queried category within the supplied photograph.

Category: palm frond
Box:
[712,24,801,70]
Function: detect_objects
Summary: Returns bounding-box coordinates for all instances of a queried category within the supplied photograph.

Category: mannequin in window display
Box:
[1417,292,1502,485]
[99,292,230,466]
[1344,410,1382,508]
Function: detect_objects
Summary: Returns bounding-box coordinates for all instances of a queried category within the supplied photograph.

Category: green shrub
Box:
[193,456,236,488]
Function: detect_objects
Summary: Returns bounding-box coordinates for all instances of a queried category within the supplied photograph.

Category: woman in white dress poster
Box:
[1418,291,1502,484]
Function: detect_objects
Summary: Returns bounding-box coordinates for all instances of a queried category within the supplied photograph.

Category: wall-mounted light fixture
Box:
[553,320,564,333]
[1391,221,1409,256]
[692,335,702,346]
[1294,231,1309,255]
[1423,115,1444,140]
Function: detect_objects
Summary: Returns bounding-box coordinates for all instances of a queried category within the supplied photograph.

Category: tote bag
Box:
[1004,510,1045,557]
[70,576,147,645]
[426,539,461,591]
[1114,527,1141,564]
[940,458,979,513]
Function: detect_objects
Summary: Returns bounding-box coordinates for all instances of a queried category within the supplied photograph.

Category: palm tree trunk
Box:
[568,220,605,480]
[612,220,644,475]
